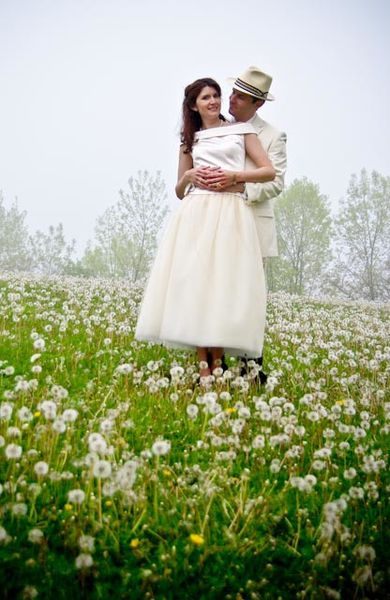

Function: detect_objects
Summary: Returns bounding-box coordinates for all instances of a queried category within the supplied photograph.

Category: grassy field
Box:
[0,274,389,599]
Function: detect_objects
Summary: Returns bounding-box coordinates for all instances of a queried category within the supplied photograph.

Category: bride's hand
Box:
[187,166,220,189]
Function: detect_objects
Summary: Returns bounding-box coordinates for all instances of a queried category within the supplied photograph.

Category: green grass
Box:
[0,274,389,599]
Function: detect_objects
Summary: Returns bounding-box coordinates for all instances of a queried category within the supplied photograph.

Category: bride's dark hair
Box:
[181,78,226,153]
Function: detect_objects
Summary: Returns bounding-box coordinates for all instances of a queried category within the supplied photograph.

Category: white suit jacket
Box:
[245,114,287,257]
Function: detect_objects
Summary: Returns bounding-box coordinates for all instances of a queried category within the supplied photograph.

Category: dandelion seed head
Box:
[0,526,11,544]
[22,586,39,599]
[88,433,108,454]
[75,553,93,569]
[68,488,86,504]
[5,443,22,459]
[0,403,13,420]
[93,459,112,479]
[354,544,376,562]
[186,404,199,420]
[79,535,95,553]
[34,461,49,476]
[343,467,357,480]
[12,502,28,516]
[28,528,44,544]
[349,486,365,500]
[39,400,57,420]
[33,338,45,351]
[6,426,21,438]
[152,439,171,456]
[352,565,371,586]
[62,408,79,422]
[52,418,66,433]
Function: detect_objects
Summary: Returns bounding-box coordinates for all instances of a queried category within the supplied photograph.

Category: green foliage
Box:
[29,223,76,276]
[0,192,31,271]
[267,178,332,295]
[330,169,390,301]
[82,171,169,282]
[0,275,389,599]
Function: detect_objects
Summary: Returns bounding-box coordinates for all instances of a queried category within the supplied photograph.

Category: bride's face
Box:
[193,86,221,122]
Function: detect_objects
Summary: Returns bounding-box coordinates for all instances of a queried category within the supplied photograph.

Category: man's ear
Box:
[255,99,265,109]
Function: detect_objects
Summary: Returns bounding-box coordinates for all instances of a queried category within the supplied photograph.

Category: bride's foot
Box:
[199,367,211,379]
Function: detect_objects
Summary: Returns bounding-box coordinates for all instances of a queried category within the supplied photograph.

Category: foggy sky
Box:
[1,0,389,256]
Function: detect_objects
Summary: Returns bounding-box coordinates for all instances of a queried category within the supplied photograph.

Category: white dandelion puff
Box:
[354,544,376,562]
[343,467,357,480]
[28,528,44,544]
[33,338,45,351]
[93,460,112,479]
[79,535,95,553]
[0,403,13,420]
[12,502,28,516]
[88,433,108,454]
[0,526,11,545]
[75,553,94,569]
[186,404,199,420]
[62,408,79,423]
[5,443,22,459]
[68,489,86,504]
[39,400,57,420]
[151,439,171,456]
[52,418,66,433]
[22,585,39,599]
[252,435,265,449]
[34,461,49,476]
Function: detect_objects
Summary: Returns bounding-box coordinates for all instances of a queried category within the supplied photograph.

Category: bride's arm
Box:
[203,134,275,190]
[175,145,217,199]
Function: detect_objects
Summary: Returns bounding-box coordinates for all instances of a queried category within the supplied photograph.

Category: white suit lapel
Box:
[251,114,265,134]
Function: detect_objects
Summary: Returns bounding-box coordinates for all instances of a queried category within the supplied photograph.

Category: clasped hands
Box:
[189,166,240,191]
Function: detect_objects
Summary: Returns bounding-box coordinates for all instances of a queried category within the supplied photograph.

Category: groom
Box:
[228,66,287,381]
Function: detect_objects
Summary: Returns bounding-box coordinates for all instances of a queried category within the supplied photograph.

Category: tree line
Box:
[1,169,389,302]
[0,171,168,283]
[268,169,390,301]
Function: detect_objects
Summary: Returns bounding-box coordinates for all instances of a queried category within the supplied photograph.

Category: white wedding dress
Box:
[135,122,266,357]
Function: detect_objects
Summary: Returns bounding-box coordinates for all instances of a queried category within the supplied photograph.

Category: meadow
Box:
[0,274,389,599]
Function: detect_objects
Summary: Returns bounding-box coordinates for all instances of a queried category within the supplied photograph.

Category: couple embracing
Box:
[136,66,287,384]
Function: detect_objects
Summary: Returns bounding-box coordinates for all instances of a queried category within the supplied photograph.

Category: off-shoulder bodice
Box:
[187,122,255,195]
[192,122,255,172]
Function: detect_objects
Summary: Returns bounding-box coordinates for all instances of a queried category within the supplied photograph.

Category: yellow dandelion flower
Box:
[189,533,204,546]
[105,500,113,507]
[34,411,41,417]
[163,469,172,477]
[130,538,140,548]
[225,407,237,414]
[64,503,73,511]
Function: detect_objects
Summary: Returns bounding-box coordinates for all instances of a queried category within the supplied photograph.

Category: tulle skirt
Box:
[135,192,266,357]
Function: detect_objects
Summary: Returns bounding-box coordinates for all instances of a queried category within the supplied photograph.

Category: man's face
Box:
[229,89,259,122]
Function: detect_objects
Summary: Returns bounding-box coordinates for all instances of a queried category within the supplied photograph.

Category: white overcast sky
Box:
[1,0,389,255]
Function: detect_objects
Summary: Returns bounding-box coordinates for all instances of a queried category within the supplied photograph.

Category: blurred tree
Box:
[29,223,76,275]
[0,192,31,272]
[117,170,169,282]
[329,169,390,301]
[82,206,127,277]
[82,171,169,281]
[267,178,332,295]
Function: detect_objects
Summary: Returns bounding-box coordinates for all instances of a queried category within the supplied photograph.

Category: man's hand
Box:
[188,166,221,189]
